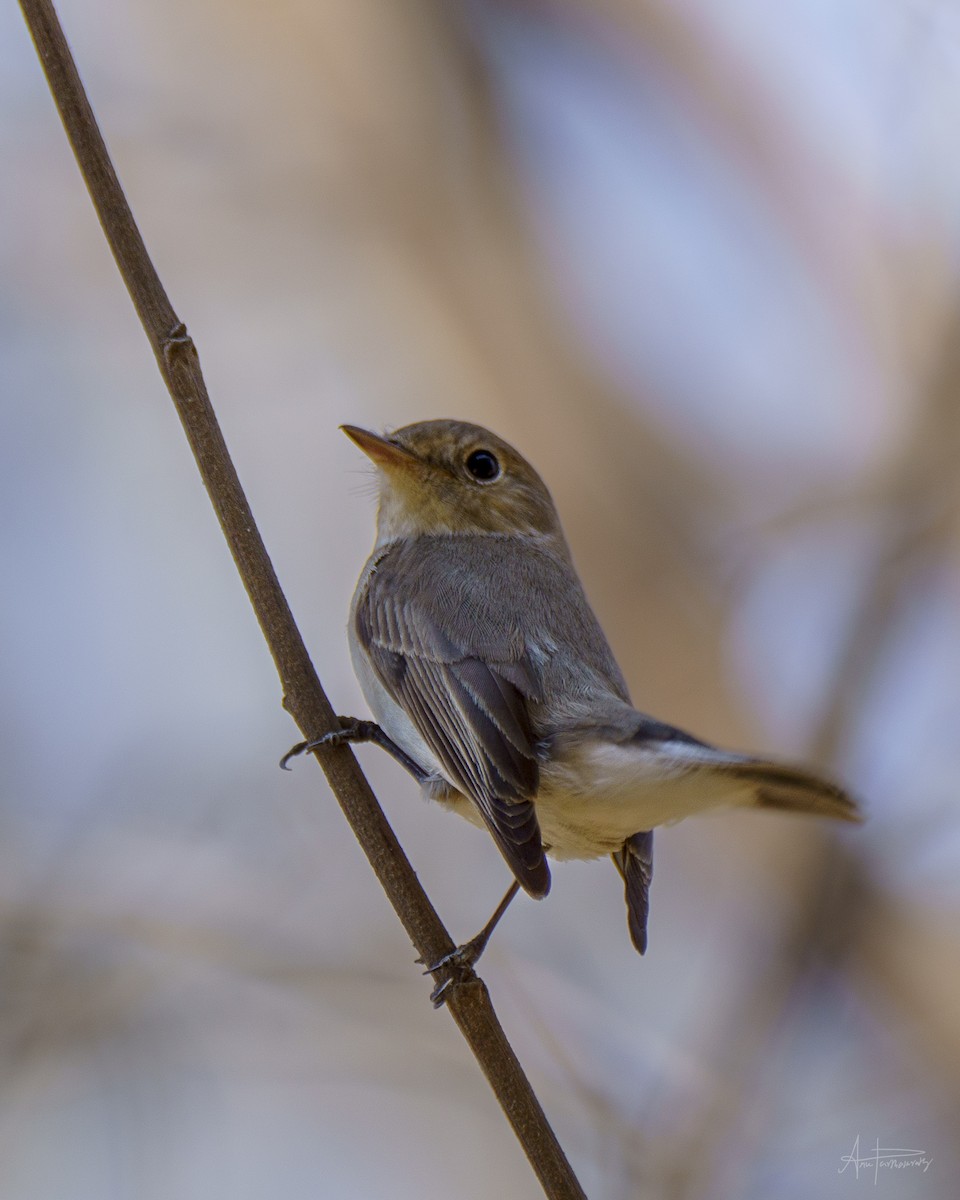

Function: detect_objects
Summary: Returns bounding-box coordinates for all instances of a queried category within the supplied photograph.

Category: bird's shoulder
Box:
[356,532,630,704]
[356,532,576,660]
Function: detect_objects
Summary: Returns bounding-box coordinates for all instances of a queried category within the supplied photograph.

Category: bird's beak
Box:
[340,425,419,472]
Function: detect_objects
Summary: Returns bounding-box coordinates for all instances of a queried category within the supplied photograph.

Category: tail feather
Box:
[612,830,653,955]
[727,760,862,823]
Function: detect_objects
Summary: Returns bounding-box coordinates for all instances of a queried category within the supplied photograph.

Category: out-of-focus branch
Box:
[667,309,960,1200]
[17,2,587,1195]
[543,0,879,326]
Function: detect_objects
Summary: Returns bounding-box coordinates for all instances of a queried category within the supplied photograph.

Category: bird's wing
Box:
[356,544,550,897]
[612,830,653,954]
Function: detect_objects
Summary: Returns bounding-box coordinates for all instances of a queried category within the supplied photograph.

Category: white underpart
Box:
[429,738,755,862]
[348,629,446,781]
[349,538,755,861]
[349,625,755,861]
[536,740,754,859]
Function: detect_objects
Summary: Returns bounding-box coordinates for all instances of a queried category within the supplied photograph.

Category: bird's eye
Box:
[465,449,501,482]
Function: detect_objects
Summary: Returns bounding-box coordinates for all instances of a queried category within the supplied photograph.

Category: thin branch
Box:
[17,2,586,1196]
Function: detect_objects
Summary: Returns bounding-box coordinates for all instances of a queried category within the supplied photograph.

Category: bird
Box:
[283,419,860,1001]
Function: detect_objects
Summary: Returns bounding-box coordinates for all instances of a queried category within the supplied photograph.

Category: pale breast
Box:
[347,620,445,780]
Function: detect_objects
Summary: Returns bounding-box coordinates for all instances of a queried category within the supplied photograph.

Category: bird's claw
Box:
[279,733,339,770]
[421,937,486,1008]
[279,741,309,770]
[279,719,372,770]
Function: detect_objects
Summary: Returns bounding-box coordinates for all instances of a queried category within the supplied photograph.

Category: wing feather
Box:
[612,830,653,954]
[356,543,550,896]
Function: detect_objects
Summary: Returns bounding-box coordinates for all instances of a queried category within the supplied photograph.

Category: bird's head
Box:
[342,419,564,545]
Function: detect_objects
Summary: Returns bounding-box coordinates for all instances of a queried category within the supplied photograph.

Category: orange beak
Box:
[340,425,419,472]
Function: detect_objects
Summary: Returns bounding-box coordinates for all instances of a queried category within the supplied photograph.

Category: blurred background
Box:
[3,0,960,1196]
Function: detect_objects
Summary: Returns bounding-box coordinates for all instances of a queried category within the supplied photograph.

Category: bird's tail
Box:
[727,759,862,823]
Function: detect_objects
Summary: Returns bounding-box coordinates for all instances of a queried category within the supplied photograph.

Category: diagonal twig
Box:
[17,2,587,1195]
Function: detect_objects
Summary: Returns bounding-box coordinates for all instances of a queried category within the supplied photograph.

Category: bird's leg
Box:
[280,716,429,784]
[421,880,522,1007]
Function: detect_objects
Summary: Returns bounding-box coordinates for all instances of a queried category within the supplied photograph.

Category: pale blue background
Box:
[2,1,958,1196]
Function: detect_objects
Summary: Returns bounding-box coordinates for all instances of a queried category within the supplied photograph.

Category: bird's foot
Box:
[280,717,428,784]
[418,932,490,1008]
[416,879,521,1006]
[280,716,380,770]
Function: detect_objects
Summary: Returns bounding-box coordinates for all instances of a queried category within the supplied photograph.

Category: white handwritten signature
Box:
[839,1135,932,1183]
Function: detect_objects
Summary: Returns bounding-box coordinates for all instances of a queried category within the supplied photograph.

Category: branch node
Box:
[161,320,195,369]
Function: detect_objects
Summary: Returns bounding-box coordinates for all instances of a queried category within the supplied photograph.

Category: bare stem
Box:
[17,2,587,1195]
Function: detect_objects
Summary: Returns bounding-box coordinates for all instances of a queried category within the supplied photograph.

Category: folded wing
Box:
[356,544,550,897]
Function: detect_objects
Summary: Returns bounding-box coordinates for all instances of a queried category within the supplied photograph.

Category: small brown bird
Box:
[285,420,860,1000]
